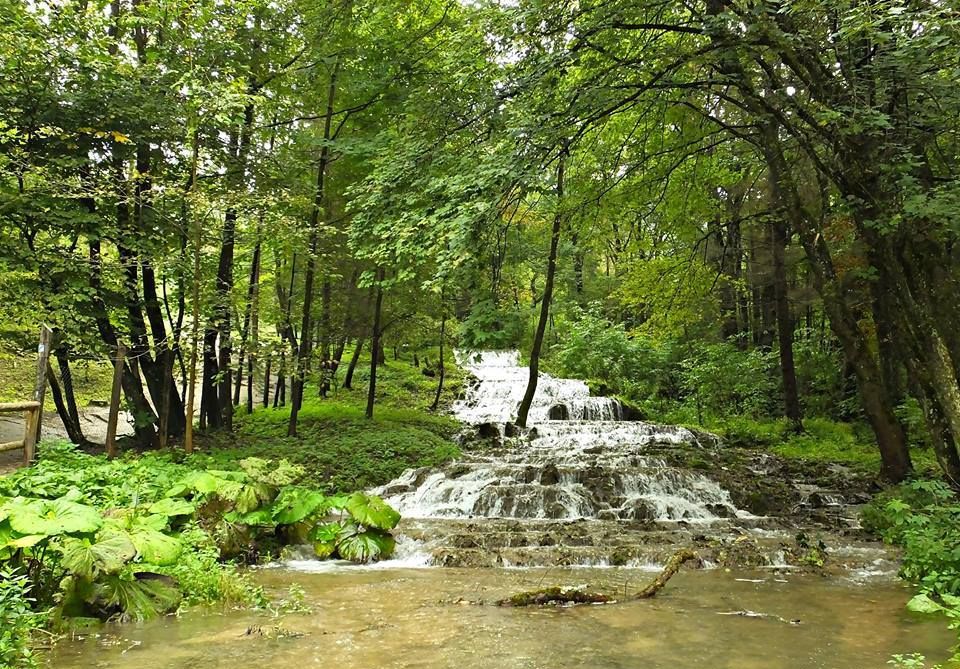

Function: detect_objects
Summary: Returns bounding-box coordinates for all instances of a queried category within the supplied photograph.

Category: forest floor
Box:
[0,349,465,486]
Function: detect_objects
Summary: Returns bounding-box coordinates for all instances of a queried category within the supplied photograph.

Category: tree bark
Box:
[517,150,566,429]
[366,269,385,419]
[771,218,802,431]
[431,301,446,411]
[289,59,339,436]
[345,338,363,390]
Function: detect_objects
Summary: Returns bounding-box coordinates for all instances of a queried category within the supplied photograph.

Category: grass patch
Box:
[196,349,464,493]
[0,349,113,405]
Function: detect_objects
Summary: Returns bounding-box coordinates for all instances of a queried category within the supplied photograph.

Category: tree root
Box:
[496,548,698,607]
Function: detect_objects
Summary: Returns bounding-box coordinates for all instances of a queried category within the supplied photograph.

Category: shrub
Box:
[863,480,960,596]
[0,570,39,669]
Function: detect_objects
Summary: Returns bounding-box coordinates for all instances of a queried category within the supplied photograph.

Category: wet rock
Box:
[617,400,646,422]
[539,534,557,547]
[540,463,560,486]
[504,422,521,438]
[477,422,500,440]
[619,499,656,522]
[806,491,843,508]
[707,503,735,519]
[446,464,473,480]
[548,404,570,420]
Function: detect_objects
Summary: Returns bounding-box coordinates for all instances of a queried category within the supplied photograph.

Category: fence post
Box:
[105,341,126,459]
[24,326,52,465]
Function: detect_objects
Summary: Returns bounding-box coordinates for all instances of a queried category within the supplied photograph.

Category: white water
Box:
[377,350,746,522]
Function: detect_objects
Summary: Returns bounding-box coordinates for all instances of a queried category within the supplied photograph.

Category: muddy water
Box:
[48,565,955,669]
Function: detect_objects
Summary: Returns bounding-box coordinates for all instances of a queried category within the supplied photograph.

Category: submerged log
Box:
[498,587,611,607]
[631,548,698,598]
[496,548,698,607]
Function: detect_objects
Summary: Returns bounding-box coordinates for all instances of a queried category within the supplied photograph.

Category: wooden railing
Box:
[0,400,42,464]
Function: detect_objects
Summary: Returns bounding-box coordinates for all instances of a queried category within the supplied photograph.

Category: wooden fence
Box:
[0,326,51,468]
[0,401,42,464]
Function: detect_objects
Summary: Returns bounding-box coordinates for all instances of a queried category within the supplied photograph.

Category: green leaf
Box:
[7,497,102,536]
[61,534,136,579]
[272,487,327,525]
[344,492,400,530]
[96,572,181,620]
[129,529,181,566]
[6,534,46,549]
[309,522,341,560]
[907,594,944,615]
[336,527,396,564]
[147,498,195,517]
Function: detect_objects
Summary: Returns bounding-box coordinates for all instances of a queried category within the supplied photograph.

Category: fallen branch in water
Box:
[496,548,698,607]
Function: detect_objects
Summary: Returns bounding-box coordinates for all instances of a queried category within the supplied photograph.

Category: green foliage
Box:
[863,480,960,597]
[549,307,667,404]
[0,442,402,637]
[343,491,400,531]
[0,570,39,669]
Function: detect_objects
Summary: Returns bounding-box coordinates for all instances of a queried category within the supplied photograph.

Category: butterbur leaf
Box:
[227,506,276,526]
[272,487,327,525]
[234,483,273,514]
[907,594,944,614]
[941,593,960,608]
[336,527,396,564]
[8,497,102,536]
[309,522,341,560]
[7,534,47,549]
[344,492,400,530]
[61,534,136,579]
[129,529,181,566]
[147,499,195,517]
[326,494,350,511]
[96,572,181,621]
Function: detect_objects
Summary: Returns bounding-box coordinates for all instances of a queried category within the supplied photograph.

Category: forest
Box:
[2,0,960,668]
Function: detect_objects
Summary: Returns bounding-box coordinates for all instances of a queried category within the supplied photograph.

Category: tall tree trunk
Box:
[762,133,911,481]
[234,236,262,407]
[262,352,272,409]
[366,269,385,419]
[289,60,339,436]
[246,237,261,415]
[517,151,566,428]
[771,218,802,431]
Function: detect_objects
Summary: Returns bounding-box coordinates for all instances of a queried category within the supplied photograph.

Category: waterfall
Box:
[376,350,747,523]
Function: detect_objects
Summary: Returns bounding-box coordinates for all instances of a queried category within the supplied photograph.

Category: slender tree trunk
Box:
[366,269,385,419]
[431,303,446,411]
[184,129,201,453]
[52,341,85,444]
[345,339,363,389]
[262,352,272,409]
[289,60,339,436]
[46,362,87,447]
[517,151,566,428]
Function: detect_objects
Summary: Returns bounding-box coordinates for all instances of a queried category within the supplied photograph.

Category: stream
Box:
[49,351,957,668]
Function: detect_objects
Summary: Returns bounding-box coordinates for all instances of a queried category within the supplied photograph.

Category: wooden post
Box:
[24,326,52,465]
[105,342,126,459]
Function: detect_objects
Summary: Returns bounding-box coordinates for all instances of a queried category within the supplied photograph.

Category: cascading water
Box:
[377,351,747,523]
